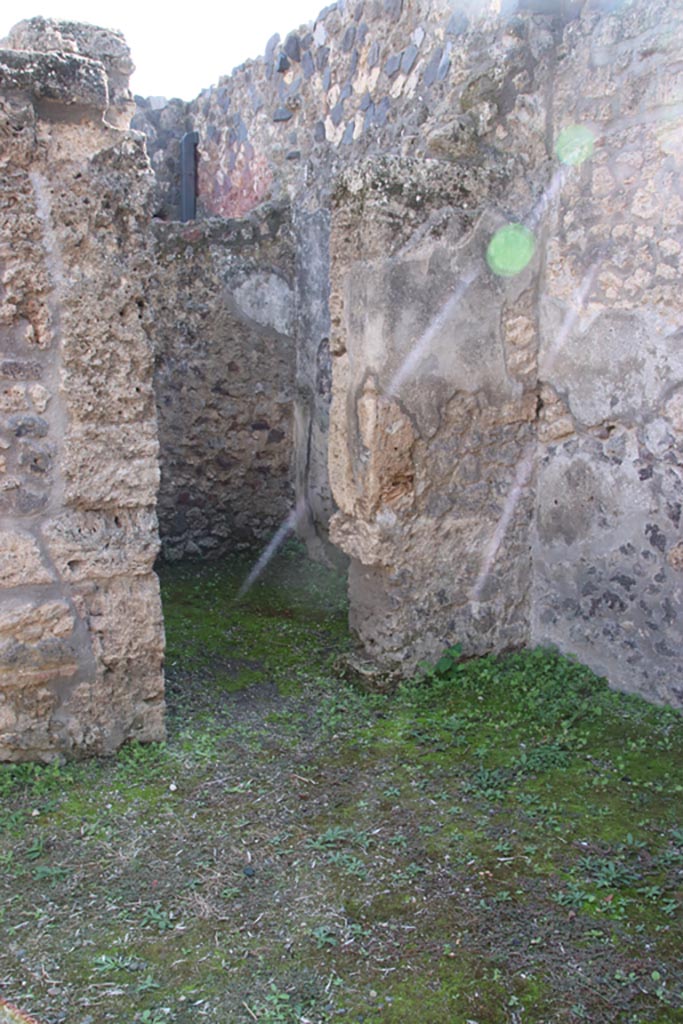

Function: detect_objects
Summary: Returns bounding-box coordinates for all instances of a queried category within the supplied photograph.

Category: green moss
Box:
[159,540,349,701]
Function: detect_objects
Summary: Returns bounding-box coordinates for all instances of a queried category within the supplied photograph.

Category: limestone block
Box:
[329,511,397,567]
[538,384,575,443]
[0,529,55,587]
[0,599,78,687]
[356,377,416,515]
[6,18,133,81]
[60,302,156,424]
[57,661,166,754]
[0,598,73,642]
[42,508,160,582]
[504,314,536,348]
[28,383,49,413]
[0,385,28,412]
[62,421,160,509]
[6,17,136,128]
[74,573,164,669]
[0,685,58,762]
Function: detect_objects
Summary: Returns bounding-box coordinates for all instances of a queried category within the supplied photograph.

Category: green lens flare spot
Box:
[486,224,536,278]
[555,124,595,166]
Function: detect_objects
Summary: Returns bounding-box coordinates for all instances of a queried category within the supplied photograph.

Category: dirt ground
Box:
[0,546,682,1024]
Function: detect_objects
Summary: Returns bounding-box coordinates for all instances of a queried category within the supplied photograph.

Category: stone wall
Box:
[135,0,683,706]
[2,0,678,757]
[150,208,297,560]
[0,21,165,760]
[532,1,683,705]
[141,0,555,219]
[324,0,683,705]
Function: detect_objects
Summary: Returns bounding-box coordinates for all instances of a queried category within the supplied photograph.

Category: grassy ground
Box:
[0,544,682,1024]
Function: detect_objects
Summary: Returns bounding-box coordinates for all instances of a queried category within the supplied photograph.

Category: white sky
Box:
[0,0,325,100]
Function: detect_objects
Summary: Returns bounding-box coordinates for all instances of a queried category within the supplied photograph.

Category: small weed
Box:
[578,855,641,890]
[248,983,300,1023]
[94,953,140,973]
[464,765,509,801]
[32,865,69,883]
[326,851,368,878]
[311,925,338,949]
[136,1010,169,1024]
[307,826,352,850]
[25,837,46,861]
[137,973,161,992]
[141,903,175,931]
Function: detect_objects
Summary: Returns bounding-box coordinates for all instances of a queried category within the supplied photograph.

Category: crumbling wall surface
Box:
[531,0,683,705]
[187,0,547,220]
[328,156,541,674]
[151,208,297,560]
[0,20,165,760]
[139,0,554,563]
[326,0,683,706]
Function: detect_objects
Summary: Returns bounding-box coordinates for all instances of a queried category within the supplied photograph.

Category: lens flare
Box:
[555,124,595,166]
[236,497,308,600]
[486,224,536,278]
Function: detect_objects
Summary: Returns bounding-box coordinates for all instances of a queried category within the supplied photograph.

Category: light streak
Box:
[236,497,308,599]
[469,261,601,604]
[386,267,478,396]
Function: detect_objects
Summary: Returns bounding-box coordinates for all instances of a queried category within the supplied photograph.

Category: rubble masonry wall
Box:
[0,21,165,760]
[141,0,683,704]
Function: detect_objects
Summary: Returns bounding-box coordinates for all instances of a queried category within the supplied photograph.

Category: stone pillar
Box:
[328,157,538,677]
[0,20,165,761]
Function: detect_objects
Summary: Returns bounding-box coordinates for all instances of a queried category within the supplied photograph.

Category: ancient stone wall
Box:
[150,208,297,560]
[325,0,683,705]
[532,1,683,705]
[136,0,683,706]
[136,0,535,560]
[0,21,165,760]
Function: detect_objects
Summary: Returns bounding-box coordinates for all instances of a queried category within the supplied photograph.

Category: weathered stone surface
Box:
[542,310,683,428]
[232,271,294,335]
[0,684,58,762]
[0,599,78,687]
[151,213,296,560]
[62,421,160,509]
[328,158,537,672]
[532,436,683,707]
[6,17,137,128]
[41,509,160,581]
[73,574,164,667]
[0,48,108,113]
[0,529,54,587]
[0,21,165,760]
